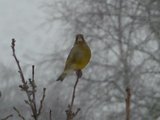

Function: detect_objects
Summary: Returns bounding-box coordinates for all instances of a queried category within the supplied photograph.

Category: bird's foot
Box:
[76,70,82,78]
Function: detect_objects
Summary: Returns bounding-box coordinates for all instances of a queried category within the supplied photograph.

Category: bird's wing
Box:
[64,45,81,69]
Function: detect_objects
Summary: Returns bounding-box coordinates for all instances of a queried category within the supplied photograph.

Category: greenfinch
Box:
[56,34,91,81]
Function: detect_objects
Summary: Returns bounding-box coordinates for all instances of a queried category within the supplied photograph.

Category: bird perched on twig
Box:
[56,34,91,81]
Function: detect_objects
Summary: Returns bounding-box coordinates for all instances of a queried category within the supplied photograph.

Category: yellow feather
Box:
[56,34,91,81]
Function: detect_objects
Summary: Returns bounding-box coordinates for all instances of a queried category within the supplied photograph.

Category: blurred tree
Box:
[42,0,160,119]
[144,0,160,39]
[0,63,24,119]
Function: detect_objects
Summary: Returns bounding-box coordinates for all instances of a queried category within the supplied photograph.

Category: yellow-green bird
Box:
[56,34,91,81]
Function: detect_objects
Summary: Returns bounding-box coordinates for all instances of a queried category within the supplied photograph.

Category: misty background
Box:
[0,0,160,119]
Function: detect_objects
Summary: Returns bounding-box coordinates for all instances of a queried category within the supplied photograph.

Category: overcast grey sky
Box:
[0,0,66,67]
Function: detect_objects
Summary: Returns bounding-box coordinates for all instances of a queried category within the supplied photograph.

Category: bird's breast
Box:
[73,45,91,70]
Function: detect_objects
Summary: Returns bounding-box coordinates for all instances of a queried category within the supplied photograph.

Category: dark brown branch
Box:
[70,75,79,108]
[11,39,46,120]
[66,70,81,120]
[125,87,131,120]
[11,39,26,84]
[37,88,46,116]
[11,39,35,119]
[1,114,13,120]
[74,108,81,116]
[30,65,38,119]
[49,110,52,120]
[13,107,25,120]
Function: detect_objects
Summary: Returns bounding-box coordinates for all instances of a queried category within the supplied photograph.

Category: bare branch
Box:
[11,39,26,84]
[49,110,52,120]
[13,107,25,120]
[11,39,46,120]
[66,70,82,120]
[30,65,38,119]
[37,88,46,116]
[125,87,131,120]
[1,114,13,120]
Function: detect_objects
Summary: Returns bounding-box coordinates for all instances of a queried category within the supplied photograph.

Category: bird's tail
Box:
[56,72,67,81]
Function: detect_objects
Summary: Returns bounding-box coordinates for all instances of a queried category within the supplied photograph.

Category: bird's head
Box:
[75,34,85,45]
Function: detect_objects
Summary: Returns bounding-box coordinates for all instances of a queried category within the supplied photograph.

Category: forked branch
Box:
[11,39,46,120]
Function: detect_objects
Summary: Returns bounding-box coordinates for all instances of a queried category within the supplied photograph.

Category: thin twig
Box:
[30,65,38,119]
[66,70,81,120]
[37,88,46,116]
[13,107,25,120]
[11,39,26,84]
[125,87,131,120]
[70,76,79,109]
[1,114,13,120]
[74,108,81,116]
[11,39,34,118]
[11,39,46,120]
[49,110,52,120]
